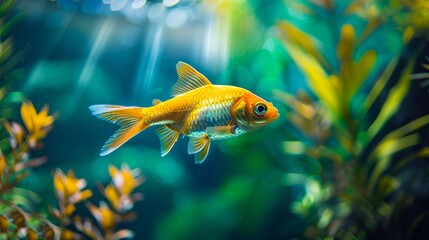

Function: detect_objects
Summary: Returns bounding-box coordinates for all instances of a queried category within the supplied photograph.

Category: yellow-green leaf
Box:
[369,133,420,163]
[364,58,398,112]
[350,50,377,97]
[385,114,429,140]
[278,21,330,69]
[367,134,419,194]
[394,147,429,172]
[0,37,13,65]
[402,26,415,44]
[337,24,355,60]
[364,57,399,111]
[367,57,415,138]
[282,43,339,118]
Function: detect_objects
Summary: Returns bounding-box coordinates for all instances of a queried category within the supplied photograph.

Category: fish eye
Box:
[254,103,267,116]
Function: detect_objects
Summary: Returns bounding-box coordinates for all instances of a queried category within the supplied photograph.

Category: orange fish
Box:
[89,62,279,163]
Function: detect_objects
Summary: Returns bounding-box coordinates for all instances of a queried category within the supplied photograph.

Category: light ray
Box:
[200,6,230,71]
[133,22,165,101]
[66,20,112,114]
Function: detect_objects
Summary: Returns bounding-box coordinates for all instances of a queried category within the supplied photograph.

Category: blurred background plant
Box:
[0,0,26,152]
[0,100,143,239]
[51,164,143,239]
[274,0,429,239]
[0,100,56,239]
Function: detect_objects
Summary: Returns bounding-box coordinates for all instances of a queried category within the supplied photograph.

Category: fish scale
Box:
[188,99,232,134]
[158,84,248,135]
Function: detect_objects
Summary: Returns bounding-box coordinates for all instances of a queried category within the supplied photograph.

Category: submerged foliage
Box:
[51,165,143,240]
[0,0,25,152]
[276,0,429,238]
[0,101,56,239]
[0,101,143,239]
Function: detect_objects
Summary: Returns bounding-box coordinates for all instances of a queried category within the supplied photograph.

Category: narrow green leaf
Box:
[11,187,41,203]
[367,134,419,194]
[385,114,429,140]
[364,57,399,111]
[0,13,23,40]
[350,50,377,97]
[0,0,15,16]
[367,114,429,162]
[367,58,415,138]
[281,43,340,118]
[394,147,429,172]
[0,50,25,78]
[410,73,429,80]
[0,37,14,64]
[278,21,330,69]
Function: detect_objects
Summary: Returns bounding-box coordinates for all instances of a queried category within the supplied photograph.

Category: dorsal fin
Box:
[171,61,212,96]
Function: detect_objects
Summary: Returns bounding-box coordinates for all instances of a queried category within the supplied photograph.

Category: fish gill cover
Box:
[1,0,429,239]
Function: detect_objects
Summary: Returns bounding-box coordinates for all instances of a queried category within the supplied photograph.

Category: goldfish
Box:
[89,62,279,163]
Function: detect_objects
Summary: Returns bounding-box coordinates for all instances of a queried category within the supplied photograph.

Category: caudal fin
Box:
[89,105,148,156]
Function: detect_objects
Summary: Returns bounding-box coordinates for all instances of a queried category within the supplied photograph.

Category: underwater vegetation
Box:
[1,0,429,239]
[273,0,429,239]
[0,101,143,239]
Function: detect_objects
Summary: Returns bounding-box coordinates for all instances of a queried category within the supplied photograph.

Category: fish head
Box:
[231,92,279,132]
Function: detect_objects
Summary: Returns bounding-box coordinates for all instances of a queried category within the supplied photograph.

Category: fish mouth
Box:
[273,112,280,120]
[267,107,280,122]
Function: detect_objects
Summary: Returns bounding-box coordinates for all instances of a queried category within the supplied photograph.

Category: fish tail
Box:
[89,105,149,156]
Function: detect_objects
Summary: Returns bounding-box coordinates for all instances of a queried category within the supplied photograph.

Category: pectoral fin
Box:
[206,125,236,138]
[188,134,211,164]
[155,125,180,157]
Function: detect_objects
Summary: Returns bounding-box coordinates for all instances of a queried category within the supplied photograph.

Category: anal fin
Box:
[155,125,180,157]
[195,138,211,164]
[188,134,209,154]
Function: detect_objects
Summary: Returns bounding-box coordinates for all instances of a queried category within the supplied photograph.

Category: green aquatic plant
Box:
[51,165,143,240]
[0,1,145,238]
[0,0,25,152]
[0,101,55,199]
[0,101,143,239]
[0,0,22,88]
[0,101,56,239]
[276,0,429,239]
[353,0,429,38]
